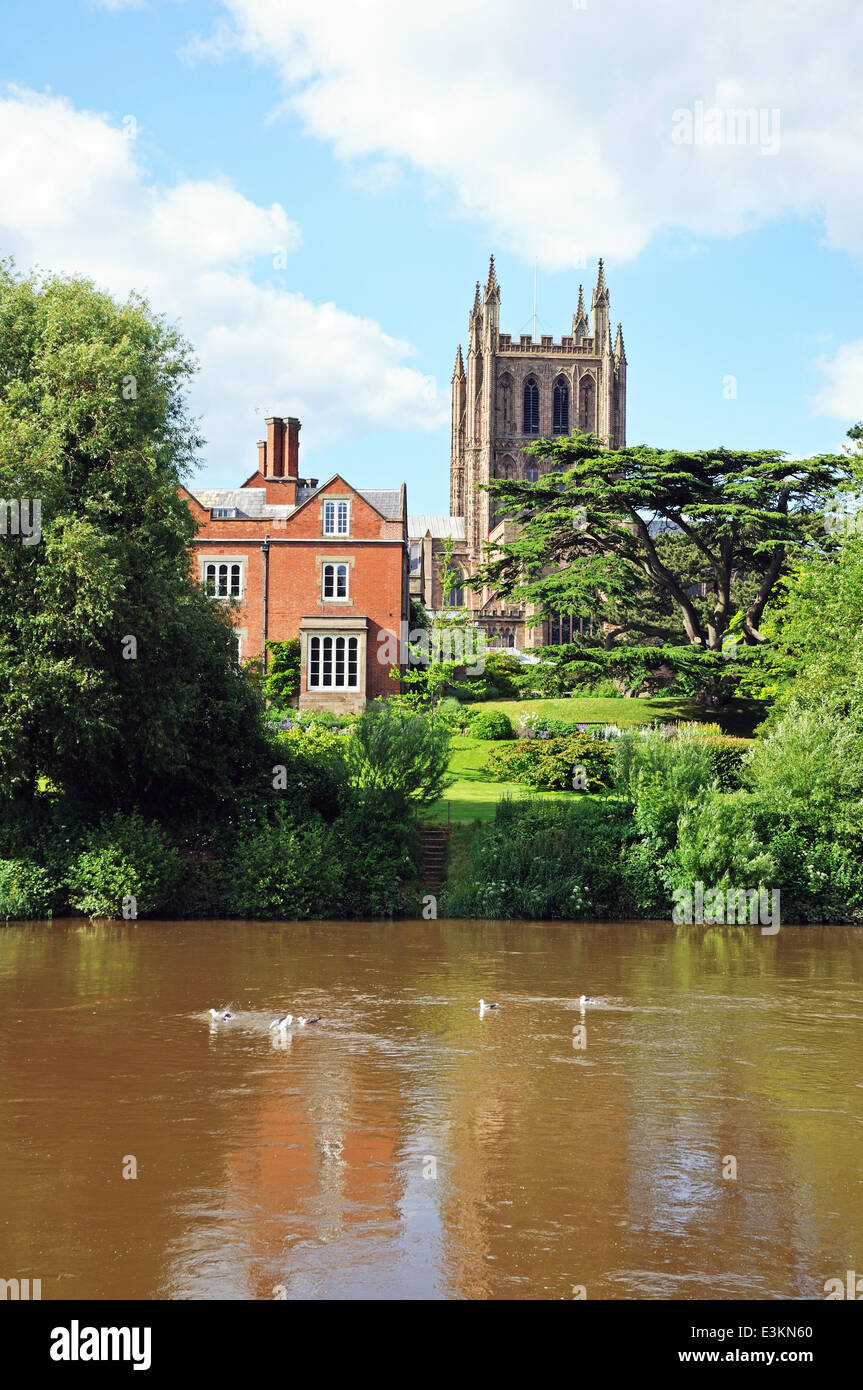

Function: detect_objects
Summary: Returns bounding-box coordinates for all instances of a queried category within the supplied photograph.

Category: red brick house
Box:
[181,416,410,713]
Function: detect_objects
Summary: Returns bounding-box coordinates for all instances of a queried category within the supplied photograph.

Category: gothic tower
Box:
[448,255,627,647]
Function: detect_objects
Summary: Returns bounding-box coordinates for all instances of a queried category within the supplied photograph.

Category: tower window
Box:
[579,377,595,432]
[445,572,465,606]
[525,462,539,483]
[523,376,539,434]
[498,373,514,434]
[553,380,569,434]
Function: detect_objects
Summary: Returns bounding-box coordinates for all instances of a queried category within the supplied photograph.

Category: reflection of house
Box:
[182,416,410,712]
[448,256,627,650]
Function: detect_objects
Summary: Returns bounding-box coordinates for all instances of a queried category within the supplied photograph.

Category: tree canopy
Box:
[0,261,268,816]
[475,434,851,651]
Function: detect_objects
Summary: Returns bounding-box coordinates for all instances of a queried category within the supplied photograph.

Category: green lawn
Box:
[421,694,761,825]
[421,735,575,824]
[473,694,761,732]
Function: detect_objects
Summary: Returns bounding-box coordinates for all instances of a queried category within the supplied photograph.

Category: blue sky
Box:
[2,0,861,514]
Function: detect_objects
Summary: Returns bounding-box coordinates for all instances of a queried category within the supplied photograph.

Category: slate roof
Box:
[191,488,267,516]
[189,481,405,523]
[358,489,403,519]
[408,515,466,540]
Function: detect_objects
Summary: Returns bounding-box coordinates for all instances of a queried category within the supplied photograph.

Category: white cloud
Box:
[812,341,863,423]
[199,0,863,269]
[0,88,444,478]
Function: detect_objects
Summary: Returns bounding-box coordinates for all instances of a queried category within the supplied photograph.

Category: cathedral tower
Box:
[448,256,627,646]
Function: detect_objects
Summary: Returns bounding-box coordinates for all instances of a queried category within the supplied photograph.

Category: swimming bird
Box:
[479,999,499,1014]
[208,1008,233,1021]
[296,1016,320,1027]
[578,995,596,1007]
[269,1013,293,1032]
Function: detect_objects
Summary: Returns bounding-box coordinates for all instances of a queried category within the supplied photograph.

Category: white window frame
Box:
[202,558,245,600]
[307,634,360,689]
[323,498,350,536]
[322,561,349,601]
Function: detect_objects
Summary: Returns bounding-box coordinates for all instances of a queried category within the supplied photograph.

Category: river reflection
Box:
[0,919,861,1300]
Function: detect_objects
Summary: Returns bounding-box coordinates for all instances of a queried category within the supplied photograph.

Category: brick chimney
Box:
[265,417,286,477]
[285,417,300,478]
[264,416,300,478]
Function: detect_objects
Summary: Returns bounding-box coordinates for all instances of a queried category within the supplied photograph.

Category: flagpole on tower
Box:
[533,257,537,341]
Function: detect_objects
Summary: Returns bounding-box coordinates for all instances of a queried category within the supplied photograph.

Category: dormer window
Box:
[211,507,240,519]
[323,499,350,535]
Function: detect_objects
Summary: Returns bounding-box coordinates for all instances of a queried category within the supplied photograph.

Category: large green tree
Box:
[475,434,850,650]
[0,262,268,815]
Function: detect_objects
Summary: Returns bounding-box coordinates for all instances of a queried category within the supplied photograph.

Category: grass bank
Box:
[422,696,759,825]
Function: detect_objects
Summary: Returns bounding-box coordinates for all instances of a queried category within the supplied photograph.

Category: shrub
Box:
[66,812,181,919]
[480,652,523,699]
[483,734,613,791]
[470,709,514,740]
[696,735,751,790]
[613,728,719,849]
[223,813,344,919]
[0,859,54,919]
[764,823,863,923]
[433,698,475,735]
[515,711,585,739]
[442,798,634,919]
[667,790,775,892]
[618,838,669,918]
[346,705,452,806]
[262,637,301,703]
[333,794,420,917]
[267,733,347,822]
[746,702,863,832]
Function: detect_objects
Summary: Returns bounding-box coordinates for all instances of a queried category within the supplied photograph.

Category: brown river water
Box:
[0,919,861,1301]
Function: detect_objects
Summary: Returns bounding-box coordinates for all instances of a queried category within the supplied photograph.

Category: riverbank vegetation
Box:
[2,263,862,925]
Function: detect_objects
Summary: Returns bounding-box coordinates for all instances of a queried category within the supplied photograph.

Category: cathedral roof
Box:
[407,515,466,540]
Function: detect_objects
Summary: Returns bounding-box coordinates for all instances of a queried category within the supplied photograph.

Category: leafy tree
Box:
[391,538,482,711]
[0,262,269,815]
[476,433,849,651]
[262,637,301,704]
[345,704,452,807]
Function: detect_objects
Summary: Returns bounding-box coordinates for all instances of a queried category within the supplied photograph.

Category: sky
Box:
[1,0,862,514]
